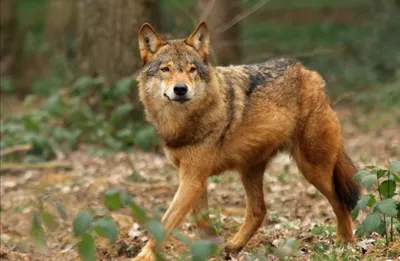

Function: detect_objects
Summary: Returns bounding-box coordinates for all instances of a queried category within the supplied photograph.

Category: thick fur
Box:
[133,22,360,260]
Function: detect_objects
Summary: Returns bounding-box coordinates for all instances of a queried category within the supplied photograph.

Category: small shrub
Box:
[30,188,219,261]
[1,76,158,162]
[352,161,400,246]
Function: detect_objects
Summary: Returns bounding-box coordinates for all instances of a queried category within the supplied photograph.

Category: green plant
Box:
[29,192,68,254]
[29,188,219,261]
[351,161,400,246]
[273,237,301,258]
[102,188,219,261]
[310,224,335,237]
[1,76,158,163]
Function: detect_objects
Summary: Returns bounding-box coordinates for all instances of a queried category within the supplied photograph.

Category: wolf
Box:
[133,22,360,260]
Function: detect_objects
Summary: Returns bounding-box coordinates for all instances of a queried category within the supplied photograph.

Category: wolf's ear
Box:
[138,23,166,64]
[185,22,210,61]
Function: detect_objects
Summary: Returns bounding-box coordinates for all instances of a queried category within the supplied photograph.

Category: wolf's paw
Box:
[224,239,244,253]
[222,240,243,260]
[132,248,155,261]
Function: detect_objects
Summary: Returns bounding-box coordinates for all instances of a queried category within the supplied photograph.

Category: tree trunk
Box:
[45,0,76,50]
[0,0,17,76]
[42,0,76,84]
[76,0,157,86]
[198,0,241,65]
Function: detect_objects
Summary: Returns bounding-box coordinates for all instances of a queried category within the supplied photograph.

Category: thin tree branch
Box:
[216,0,272,34]
[200,0,216,21]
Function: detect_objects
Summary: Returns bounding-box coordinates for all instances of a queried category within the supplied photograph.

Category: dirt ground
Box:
[1,107,399,261]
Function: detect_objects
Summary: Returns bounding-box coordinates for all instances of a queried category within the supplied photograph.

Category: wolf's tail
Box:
[332,148,360,211]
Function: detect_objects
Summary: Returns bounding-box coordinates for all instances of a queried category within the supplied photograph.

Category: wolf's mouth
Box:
[164,94,190,104]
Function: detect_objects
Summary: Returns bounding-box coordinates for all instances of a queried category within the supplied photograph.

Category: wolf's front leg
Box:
[133,171,207,261]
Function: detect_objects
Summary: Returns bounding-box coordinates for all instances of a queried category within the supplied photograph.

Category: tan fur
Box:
[133,23,360,261]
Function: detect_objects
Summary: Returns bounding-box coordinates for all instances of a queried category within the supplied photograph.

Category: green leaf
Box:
[389,161,400,174]
[78,234,96,261]
[377,169,388,178]
[390,173,400,182]
[362,212,382,232]
[190,240,218,261]
[114,77,135,97]
[171,230,192,245]
[146,219,165,243]
[111,104,133,124]
[361,175,377,190]
[355,226,365,237]
[55,200,68,220]
[375,222,387,236]
[351,205,360,221]
[367,195,377,207]
[104,189,122,210]
[93,218,119,243]
[353,170,371,181]
[357,194,376,210]
[133,126,157,151]
[119,190,134,206]
[376,198,398,217]
[30,212,48,254]
[40,210,58,231]
[42,94,64,116]
[73,76,103,94]
[397,203,400,219]
[131,203,148,224]
[378,180,396,198]
[23,116,41,132]
[73,210,93,237]
[369,168,380,174]
[104,189,133,210]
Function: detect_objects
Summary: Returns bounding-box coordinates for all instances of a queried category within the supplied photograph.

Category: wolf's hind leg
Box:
[292,107,358,242]
[225,163,267,252]
[294,151,354,242]
[192,187,217,238]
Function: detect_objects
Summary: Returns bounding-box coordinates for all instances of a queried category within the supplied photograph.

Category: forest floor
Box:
[1,106,399,261]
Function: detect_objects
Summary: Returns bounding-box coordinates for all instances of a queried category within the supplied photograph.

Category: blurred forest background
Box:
[1,0,399,161]
[1,1,400,261]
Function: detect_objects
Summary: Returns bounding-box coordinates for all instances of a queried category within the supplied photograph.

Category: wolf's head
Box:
[137,22,212,105]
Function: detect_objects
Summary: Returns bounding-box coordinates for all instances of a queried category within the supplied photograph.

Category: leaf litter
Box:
[0,107,399,260]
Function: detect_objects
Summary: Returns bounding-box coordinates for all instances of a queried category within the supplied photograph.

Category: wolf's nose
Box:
[173,83,188,96]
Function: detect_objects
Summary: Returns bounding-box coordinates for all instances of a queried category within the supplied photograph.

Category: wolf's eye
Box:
[161,67,169,72]
[190,67,196,73]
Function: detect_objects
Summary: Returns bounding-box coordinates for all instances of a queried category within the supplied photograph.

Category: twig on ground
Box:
[0,161,73,173]
[0,144,32,157]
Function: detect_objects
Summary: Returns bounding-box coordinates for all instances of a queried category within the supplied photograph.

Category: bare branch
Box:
[0,144,32,157]
[0,161,73,173]
[216,0,272,34]
[200,0,216,21]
